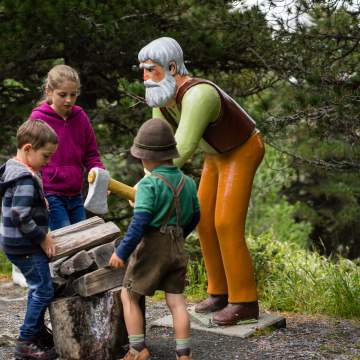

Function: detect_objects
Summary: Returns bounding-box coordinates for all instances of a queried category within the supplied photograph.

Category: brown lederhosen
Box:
[122,174,189,296]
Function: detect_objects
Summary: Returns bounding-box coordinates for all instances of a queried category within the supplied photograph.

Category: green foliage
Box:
[185,259,208,300]
[280,127,360,259]
[247,146,312,248]
[250,231,360,319]
[182,230,360,319]
[0,0,359,311]
[0,251,11,275]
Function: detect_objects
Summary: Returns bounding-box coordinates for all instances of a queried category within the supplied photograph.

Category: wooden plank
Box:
[51,222,120,261]
[49,288,128,360]
[59,250,94,277]
[87,241,116,269]
[72,267,125,297]
[51,216,104,237]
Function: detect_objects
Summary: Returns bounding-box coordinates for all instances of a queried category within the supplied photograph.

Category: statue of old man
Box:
[138,37,265,325]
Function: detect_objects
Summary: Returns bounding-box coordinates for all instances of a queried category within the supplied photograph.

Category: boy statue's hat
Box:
[131,118,180,161]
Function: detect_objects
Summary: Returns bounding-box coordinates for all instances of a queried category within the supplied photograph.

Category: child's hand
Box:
[129,184,138,208]
[40,233,56,258]
[128,168,148,208]
[109,252,125,268]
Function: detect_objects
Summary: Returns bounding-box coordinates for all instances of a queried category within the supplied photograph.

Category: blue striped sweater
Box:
[0,159,49,255]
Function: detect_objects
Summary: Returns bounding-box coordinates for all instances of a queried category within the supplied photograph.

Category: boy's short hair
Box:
[17,119,58,150]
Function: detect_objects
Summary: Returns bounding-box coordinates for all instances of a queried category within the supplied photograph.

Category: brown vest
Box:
[160,78,256,153]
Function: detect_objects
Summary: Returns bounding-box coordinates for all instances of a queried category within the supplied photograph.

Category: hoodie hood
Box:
[31,102,82,121]
[30,102,104,196]
[0,159,33,196]
[0,159,48,255]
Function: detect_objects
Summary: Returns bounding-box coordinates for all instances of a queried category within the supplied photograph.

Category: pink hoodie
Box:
[30,103,104,196]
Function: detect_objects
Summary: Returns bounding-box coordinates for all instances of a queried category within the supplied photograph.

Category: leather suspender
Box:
[151,173,186,235]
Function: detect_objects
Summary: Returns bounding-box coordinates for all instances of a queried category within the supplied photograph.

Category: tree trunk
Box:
[49,287,127,360]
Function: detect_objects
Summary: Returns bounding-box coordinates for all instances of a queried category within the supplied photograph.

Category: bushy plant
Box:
[184,230,360,319]
[249,231,360,319]
[185,258,208,300]
[247,146,312,248]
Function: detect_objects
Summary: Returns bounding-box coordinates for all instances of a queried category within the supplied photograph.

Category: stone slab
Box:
[151,305,286,338]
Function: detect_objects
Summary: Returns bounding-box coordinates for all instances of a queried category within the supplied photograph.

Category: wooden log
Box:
[72,267,125,297]
[87,241,116,269]
[51,257,68,277]
[49,287,128,360]
[51,216,104,237]
[51,222,120,261]
[52,276,67,294]
[59,250,94,277]
[53,276,76,298]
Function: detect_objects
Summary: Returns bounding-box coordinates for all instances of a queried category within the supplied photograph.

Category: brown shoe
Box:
[120,347,151,360]
[15,339,57,360]
[212,301,259,326]
[176,351,192,360]
[176,355,192,360]
[194,295,228,314]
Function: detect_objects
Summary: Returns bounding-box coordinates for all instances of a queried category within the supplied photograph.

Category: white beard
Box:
[144,72,177,108]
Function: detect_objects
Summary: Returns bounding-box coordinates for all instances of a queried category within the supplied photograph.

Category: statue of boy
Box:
[138,37,265,325]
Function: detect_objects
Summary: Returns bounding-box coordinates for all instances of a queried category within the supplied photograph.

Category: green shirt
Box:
[134,165,200,228]
[153,83,221,167]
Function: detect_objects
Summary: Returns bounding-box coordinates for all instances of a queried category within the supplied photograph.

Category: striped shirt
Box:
[0,159,49,255]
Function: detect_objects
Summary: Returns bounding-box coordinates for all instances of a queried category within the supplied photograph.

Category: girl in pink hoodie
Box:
[30,65,104,230]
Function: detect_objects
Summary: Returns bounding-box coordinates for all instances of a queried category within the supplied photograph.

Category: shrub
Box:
[184,231,360,319]
[249,231,360,319]
[247,146,312,248]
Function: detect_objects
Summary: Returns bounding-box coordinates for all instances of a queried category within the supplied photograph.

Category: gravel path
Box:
[0,280,359,360]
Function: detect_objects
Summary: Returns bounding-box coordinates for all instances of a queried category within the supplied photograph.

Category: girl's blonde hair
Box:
[39,64,81,105]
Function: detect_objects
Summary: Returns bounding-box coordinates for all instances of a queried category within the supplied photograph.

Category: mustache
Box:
[144,79,160,88]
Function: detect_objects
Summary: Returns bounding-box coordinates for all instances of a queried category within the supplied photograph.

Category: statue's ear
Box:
[168,61,177,76]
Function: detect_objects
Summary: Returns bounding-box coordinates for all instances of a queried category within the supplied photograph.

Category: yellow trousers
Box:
[198,132,265,303]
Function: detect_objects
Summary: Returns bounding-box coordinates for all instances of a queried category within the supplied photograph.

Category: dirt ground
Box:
[0,278,359,360]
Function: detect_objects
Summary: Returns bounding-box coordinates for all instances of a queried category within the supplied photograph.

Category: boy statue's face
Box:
[24,143,58,172]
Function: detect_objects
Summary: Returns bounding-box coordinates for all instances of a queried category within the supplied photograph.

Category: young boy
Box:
[0,120,58,360]
[109,118,200,360]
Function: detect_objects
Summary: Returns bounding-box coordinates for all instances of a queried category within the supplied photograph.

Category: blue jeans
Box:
[46,194,86,230]
[6,251,54,341]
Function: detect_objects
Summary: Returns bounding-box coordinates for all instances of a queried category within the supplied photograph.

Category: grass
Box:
[185,259,208,301]
[250,231,360,319]
[0,251,11,275]
[181,231,360,320]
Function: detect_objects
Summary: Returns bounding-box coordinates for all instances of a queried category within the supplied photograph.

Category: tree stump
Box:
[49,287,127,360]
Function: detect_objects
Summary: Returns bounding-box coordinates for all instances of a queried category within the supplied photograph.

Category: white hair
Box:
[144,72,177,107]
[138,37,189,76]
